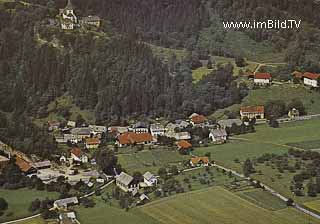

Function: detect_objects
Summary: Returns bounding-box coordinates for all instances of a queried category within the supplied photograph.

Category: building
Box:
[59,0,78,30]
[150,124,165,138]
[81,15,101,27]
[108,126,129,135]
[303,72,320,87]
[116,172,139,193]
[70,148,88,164]
[89,125,107,135]
[143,172,158,187]
[70,128,91,140]
[240,106,265,120]
[47,121,61,132]
[209,129,227,144]
[15,156,37,174]
[67,120,76,128]
[0,155,9,170]
[32,160,51,170]
[176,140,192,150]
[116,132,153,147]
[254,73,272,85]
[59,212,76,224]
[190,156,210,167]
[54,197,78,210]
[218,119,242,128]
[85,138,100,149]
[132,122,149,134]
[288,108,300,119]
[174,132,191,140]
[190,114,207,126]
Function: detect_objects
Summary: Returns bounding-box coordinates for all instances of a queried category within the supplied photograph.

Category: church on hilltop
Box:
[59,0,101,30]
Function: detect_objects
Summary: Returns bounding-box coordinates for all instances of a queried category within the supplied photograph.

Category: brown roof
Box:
[240,106,264,113]
[15,156,33,173]
[118,132,153,145]
[254,73,272,79]
[191,115,207,124]
[292,71,303,78]
[70,147,83,158]
[190,157,209,165]
[177,140,192,149]
[85,138,100,145]
[303,72,320,80]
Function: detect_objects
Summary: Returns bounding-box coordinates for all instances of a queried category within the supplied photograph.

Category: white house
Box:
[89,125,107,135]
[85,138,100,149]
[59,0,78,30]
[303,72,320,87]
[150,124,165,138]
[143,172,158,187]
[54,197,78,209]
[70,148,88,163]
[116,172,139,193]
[209,129,227,144]
[70,128,91,140]
[254,73,272,85]
[67,120,76,128]
[132,122,149,134]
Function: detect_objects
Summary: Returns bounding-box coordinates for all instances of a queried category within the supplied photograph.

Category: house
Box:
[89,125,107,135]
[176,140,192,150]
[292,71,303,79]
[254,73,272,85]
[62,134,82,144]
[218,119,242,128]
[60,155,67,163]
[116,172,139,193]
[175,120,190,129]
[54,197,78,209]
[85,138,100,149]
[59,0,78,30]
[70,148,88,163]
[116,132,153,147]
[150,124,165,138]
[303,72,320,87]
[0,155,9,170]
[67,121,76,128]
[143,172,158,187]
[132,122,149,133]
[108,126,129,135]
[190,114,207,126]
[209,129,228,144]
[70,128,91,139]
[32,160,51,170]
[81,15,101,27]
[47,121,61,132]
[288,108,300,119]
[59,212,76,224]
[190,156,210,167]
[15,156,37,174]
[174,132,191,140]
[240,106,265,120]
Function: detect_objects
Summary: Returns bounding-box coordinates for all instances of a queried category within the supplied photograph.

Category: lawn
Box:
[117,149,189,174]
[286,140,320,150]
[139,187,319,224]
[0,189,59,222]
[11,217,45,224]
[304,200,320,213]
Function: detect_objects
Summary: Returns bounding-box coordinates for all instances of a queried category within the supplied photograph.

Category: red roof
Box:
[292,71,303,78]
[177,140,192,149]
[190,156,209,165]
[241,106,265,113]
[191,115,207,124]
[70,147,83,158]
[303,72,320,80]
[118,132,153,145]
[254,73,272,79]
[15,156,33,173]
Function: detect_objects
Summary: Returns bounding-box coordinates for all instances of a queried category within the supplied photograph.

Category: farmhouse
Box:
[209,128,228,144]
[108,126,129,135]
[32,160,51,170]
[54,197,78,209]
[142,171,158,187]
[70,148,88,164]
[240,106,265,120]
[116,132,153,147]
[15,156,36,174]
[85,137,100,149]
[59,212,76,223]
[116,172,139,193]
[190,156,210,167]
[0,155,9,170]
[303,72,320,87]
[150,124,165,138]
[190,114,207,126]
[132,122,149,134]
[70,128,91,139]
[218,119,242,128]
[254,73,272,85]
[89,125,107,135]
[177,140,192,151]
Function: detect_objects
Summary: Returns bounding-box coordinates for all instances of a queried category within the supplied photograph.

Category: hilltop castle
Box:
[59,0,101,30]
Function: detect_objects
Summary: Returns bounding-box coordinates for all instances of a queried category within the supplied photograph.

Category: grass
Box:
[286,140,320,150]
[237,189,287,211]
[11,217,45,224]
[304,200,320,213]
[0,189,58,222]
[117,149,189,174]
[192,67,213,82]
[148,44,187,62]
[139,186,319,224]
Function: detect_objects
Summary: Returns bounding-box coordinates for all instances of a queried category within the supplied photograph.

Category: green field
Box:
[286,140,320,150]
[117,149,189,174]
[0,189,58,222]
[305,200,320,213]
[139,187,319,224]
[11,217,45,224]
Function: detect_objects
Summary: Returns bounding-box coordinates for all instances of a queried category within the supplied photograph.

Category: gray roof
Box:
[54,197,78,207]
[133,122,148,129]
[150,124,165,130]
[71,128,91,135]
[116,172,134,186]
[33,160,51,168]
[218,119,242,128]
[143,172,155,181]
[210,129,227,137]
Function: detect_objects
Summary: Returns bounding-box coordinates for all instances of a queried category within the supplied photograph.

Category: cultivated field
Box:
[139,187,320,224]
[0,189,58,222]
